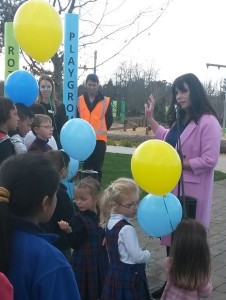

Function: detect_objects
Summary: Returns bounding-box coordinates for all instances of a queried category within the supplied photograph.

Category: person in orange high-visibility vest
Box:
[77,74,113,182]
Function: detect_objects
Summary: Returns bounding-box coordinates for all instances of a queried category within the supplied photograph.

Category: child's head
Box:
[74,177,101,212]
[16,103,34,137]
[31,114,53,140]
[99,178,139,227]
[0,153,59,273]
[45,150,70,179]
[30,103,46,115]
[170,219,211,290]
[0,97,19,132]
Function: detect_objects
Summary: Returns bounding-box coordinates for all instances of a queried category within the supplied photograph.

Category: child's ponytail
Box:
[99,187,113,228]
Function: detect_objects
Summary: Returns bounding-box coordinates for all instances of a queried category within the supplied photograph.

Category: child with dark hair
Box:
[41,150,74,259]
[0,152,80,300]
[0,97,19,164]
[10,103,34,154]
[161,219,212,299]
[28,114,53,152]
[59,177,109,300]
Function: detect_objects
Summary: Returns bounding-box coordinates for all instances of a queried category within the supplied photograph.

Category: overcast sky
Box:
[1,0,226,87]
[80,0,226,86]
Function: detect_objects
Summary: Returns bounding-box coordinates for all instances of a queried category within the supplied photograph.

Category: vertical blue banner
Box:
[63,13,79,119]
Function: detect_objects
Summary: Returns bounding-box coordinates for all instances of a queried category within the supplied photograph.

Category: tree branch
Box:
[79,0,108,40]
[96,1,170,68]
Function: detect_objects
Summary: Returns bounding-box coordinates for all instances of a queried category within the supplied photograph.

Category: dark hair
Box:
[30,103,46,115]
[0,97,15,125]
[169,219,211,290]
[85,74,99,84]
[0,153,59,273]
[45,150,70,172]
[31,114,52,136]
[16,103,34,121]
[77,177,101,199]
[167,73,218,126]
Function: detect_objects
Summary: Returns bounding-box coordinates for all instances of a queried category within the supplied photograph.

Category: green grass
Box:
[102,153,132,187]
[214,170,226,181]
[102,153,226,188]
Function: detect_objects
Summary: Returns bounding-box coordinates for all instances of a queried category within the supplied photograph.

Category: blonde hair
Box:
[75,177,102,213]
[76,177,101,199]
[31,114,52,136]
[99,177,139,228]
[37,74,58,112]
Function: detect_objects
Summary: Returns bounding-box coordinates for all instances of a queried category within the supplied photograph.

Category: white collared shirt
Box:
[107,214,151,264]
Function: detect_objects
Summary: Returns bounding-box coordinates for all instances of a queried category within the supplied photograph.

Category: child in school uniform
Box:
[59,177,109,300]
[99,177,151,300]
[0,152,80,300]
[0,97,19,164]
[10,103,34,154]
[24,103,58,150]
[28,114,53,152]
[161,219,212,300]
[41,150,74,260]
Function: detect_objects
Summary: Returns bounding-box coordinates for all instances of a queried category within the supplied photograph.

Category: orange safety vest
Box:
[77,95,110,142]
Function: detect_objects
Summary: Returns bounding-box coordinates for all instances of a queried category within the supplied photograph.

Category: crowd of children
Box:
[0,82,213,300]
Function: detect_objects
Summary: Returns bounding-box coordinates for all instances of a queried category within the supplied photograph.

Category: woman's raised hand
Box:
[144,94,155,121]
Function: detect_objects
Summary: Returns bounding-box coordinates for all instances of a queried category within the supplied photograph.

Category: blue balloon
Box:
[67,157,79,180]
[60,118,96,161]
[137,193,182,237]
[60,156,79,199]
[4,70,38,106]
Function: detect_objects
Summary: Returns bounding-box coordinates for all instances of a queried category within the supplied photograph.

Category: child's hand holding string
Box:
[58,220,72,233]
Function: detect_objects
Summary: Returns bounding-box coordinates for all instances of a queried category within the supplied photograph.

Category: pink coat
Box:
[155,114,221,245]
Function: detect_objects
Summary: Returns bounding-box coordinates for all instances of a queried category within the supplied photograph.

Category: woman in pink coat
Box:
[145,73,221,298]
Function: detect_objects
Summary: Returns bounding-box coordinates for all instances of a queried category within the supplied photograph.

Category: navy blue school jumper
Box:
[67,210,109,300]
[7,216,80,300]
[101,219,151,300]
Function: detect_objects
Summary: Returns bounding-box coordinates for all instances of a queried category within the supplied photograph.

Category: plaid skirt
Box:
[101,262,150,300]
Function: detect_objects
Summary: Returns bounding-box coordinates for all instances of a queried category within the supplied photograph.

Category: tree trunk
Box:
[52,52,63,101]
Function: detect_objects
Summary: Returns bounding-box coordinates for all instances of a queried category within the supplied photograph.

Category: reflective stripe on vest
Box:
[77,95,110,142]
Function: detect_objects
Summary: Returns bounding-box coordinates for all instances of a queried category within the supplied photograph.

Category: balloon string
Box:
[47,92,75,201]
[163,196,174,232]
[143,237,153,269]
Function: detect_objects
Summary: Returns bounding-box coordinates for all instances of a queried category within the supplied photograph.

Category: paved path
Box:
[107,146,226,299]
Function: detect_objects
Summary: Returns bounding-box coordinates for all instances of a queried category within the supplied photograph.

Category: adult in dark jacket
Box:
[37,74,67,148]
[77,74,113,182]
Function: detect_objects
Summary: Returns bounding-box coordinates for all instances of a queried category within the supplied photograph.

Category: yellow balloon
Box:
[131,140,182,195]
[13,0,63,63]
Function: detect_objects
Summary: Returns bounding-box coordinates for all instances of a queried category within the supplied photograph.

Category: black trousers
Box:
[83,140,106,182]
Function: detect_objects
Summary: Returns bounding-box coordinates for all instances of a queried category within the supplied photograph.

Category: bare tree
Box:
[0,0,171,98]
